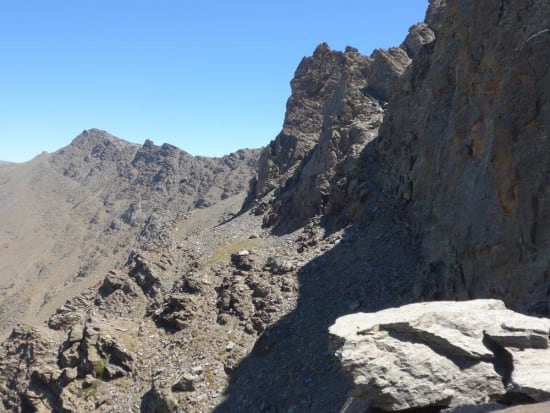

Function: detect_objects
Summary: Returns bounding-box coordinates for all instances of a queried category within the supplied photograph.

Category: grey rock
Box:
[151,293,198,331]
[141,385,179,413]
[82,375,96,389]
[60,367,78,382]
[366,0,550,315]
[493,401,550,413]
[59,343,80,368]
[444,404,507,413]
[103,363,127,380]
[402,22,435,58]
[246,44,391,232]
[128,252,163,297]
[48,311,84,331]
[181,277,203,294]
[231,252,255,271]
[98,270,138,297]
[265,256,295,274]
[368,47,411,101]
[330,300,550,411]
[172,373,200,392]
[507,348,550,401]
[67,324,84,343]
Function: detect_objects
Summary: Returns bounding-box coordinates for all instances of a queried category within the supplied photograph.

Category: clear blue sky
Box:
[1,1,427,162]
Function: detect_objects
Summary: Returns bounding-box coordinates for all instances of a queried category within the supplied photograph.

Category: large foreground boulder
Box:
[329,299,550,412]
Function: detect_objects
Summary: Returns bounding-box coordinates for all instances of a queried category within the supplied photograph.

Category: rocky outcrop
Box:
[2,248,180,412]
[0,326,55,412]
[401,23,435,59]
[367,47,410,102]
[250,43,357,201]
[215,249,296,335]
[243,4,445,234]
[364,0,550,314]
[246,41,413,232]
[330,299,550,412]
[58,321,135,381]
[48,290,96,331]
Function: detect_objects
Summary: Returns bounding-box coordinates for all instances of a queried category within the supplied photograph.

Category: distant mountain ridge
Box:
[51,129,260,242]
[0,129,260,338]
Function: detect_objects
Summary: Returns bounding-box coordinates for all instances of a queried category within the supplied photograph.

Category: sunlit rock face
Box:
[330,299,550,411]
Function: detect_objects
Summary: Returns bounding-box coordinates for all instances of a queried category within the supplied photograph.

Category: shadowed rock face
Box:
[365,0,550,314]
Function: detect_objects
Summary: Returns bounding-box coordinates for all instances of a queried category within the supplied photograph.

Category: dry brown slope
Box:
[0,129,260,339]
[0,153,131,339]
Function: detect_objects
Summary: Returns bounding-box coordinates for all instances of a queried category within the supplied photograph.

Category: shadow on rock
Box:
[140,384,178,413]
[214,203,423,412]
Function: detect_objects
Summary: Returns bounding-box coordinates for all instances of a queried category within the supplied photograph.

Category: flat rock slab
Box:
[329,299,550,411]
[493,401,550,413]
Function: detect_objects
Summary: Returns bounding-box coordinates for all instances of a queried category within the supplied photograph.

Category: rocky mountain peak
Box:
[245,36,416,231]
[70,128,133,150]
[143,138,155,148]
[312,41,331,58]
[0,129,260,343]
[248,43,369,203]
[57,129,139,173]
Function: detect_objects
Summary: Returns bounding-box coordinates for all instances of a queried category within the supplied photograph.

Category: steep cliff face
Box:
[259,46,384,232]
[369,0,550,314]
[247,41,414,232]
[251,43,358,201]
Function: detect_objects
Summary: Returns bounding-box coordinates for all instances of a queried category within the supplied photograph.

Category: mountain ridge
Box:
[0,130,260,340]
[1,0,549,412]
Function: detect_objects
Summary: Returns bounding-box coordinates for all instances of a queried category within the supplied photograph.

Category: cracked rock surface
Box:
[330,299,550,412]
